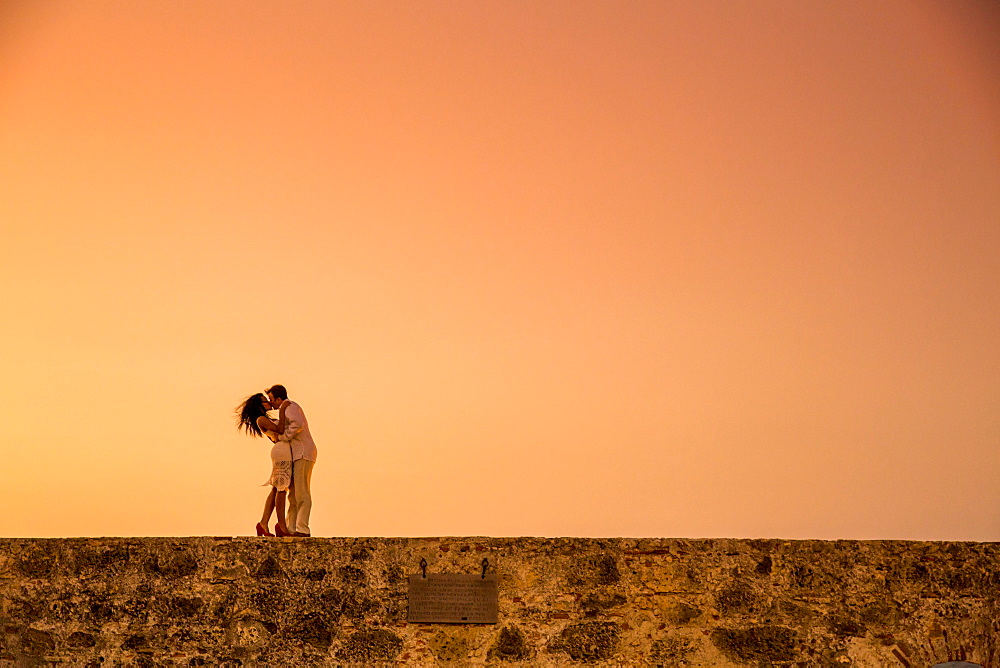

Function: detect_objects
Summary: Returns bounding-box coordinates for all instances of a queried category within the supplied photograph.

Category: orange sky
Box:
[2,1,998,540]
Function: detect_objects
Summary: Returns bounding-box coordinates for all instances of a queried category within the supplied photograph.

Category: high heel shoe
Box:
[255,522,274,537]
[274,523,291,537]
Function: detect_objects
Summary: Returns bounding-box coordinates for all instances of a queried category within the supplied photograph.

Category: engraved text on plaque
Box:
[408,574,498,623]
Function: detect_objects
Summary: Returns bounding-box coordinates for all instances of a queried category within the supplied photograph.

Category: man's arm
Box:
[278,403,305,442]
[275,401,288,434]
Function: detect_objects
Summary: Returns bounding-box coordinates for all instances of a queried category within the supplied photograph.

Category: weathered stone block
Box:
[710,624,800,663]
[336,627,403,662]
[487,624,533,661]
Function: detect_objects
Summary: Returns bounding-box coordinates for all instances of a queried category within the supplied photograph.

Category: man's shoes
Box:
[293,532,311,537]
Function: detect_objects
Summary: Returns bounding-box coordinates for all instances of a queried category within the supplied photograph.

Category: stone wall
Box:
[0,537,997,666]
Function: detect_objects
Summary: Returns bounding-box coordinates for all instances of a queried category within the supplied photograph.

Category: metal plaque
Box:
[408,573,498,623]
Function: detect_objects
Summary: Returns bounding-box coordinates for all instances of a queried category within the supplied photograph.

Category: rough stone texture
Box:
[0,537,997,666]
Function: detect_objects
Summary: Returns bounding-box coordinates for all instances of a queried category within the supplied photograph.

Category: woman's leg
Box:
[260,487,277,526]
[276,490,288,533]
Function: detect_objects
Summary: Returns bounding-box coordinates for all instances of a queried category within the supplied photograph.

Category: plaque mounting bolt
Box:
[420,558,427,579]
[481,558,489,579]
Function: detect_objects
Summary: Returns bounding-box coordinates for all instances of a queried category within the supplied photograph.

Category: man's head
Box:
[266,384,288,407]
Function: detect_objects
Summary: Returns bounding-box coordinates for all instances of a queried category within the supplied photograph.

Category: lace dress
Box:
[263,430,293,492]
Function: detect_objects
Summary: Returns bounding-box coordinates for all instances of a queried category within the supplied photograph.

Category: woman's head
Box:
[236,393,270,436]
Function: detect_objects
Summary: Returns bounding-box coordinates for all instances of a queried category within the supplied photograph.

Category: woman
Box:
[236,393,291,537]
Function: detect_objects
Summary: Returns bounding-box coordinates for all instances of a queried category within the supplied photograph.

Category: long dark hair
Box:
[236,393,268,437]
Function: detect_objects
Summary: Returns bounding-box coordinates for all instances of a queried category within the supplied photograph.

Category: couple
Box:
[236,384,317,537]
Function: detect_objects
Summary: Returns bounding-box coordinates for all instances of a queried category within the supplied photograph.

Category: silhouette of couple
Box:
[236,385,317,537]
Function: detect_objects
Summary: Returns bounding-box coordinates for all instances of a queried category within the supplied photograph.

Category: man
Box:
[267,384,317,537]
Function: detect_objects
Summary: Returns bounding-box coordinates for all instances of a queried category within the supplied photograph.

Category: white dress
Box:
[263,430,293,492]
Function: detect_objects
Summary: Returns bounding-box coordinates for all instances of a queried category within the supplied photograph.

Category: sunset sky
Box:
[2,1,998,541]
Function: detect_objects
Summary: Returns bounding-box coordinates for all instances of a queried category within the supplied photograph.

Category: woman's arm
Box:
[256,415,280,436]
